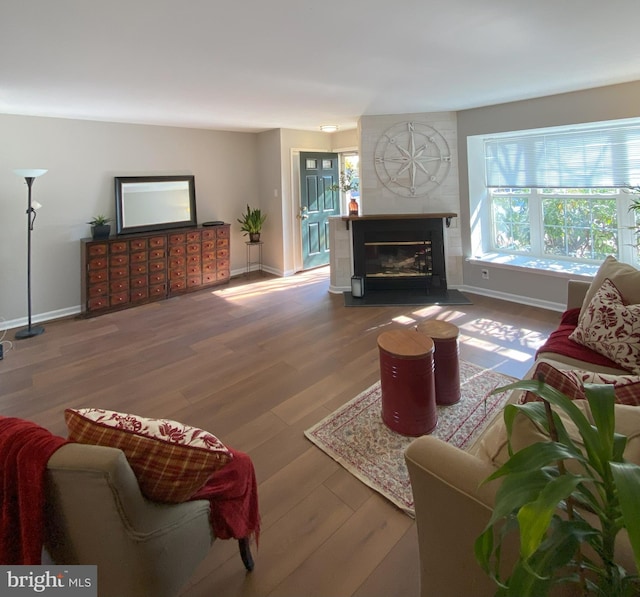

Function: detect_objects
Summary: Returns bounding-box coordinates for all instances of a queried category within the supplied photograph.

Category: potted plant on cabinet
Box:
[237,205,267,243]
[87,215,111,240]
[474,379,640,596]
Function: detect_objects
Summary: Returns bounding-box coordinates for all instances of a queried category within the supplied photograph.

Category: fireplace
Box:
[352,215,450,292]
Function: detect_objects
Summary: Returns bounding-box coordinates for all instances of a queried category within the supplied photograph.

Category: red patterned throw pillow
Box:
[520,361,640,406]
[569,278,640,375]
[65,408,232,503]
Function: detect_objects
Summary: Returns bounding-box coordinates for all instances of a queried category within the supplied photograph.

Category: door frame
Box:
[290,145,358,273]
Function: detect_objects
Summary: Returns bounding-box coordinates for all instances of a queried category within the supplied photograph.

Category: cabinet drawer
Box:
[130,251,147,263]
[216,269,230,281]
[110,254,129,267]
[169,245,185,257]
[110,241,128,254]
[110,291,130,306]
[130,263,148,275]
[149,272,166,284]
[88,257,107,270]
[109,279,129,293]
[148,260,165,272]
[202,251,216,262]
[131,276,147,288]
[217,259,230,270]
[170,279,187,292]
[217,227,230,239]
[129,239,147,251]
[202,273,217,284]
[88,243,108,257]
[169,256,185,269]
[216,238,229,248]
[149,284,166,297]
[202,240,215,251]
[168,233,186,245]
[216,248,230,259]
[202,229,216,240]
[149,236,166,248]
[186,242,200,254]
[187,275,202,287]
[88,269,107,284]
[187,254,201,265]
[110,267,128,279]
[131,288,149,302]
[149,248,166,260]
[88,296,109,310]
[169,269,186,280]
[88,283,108,298]
[186,231,201,242]
[187,264,201,275]
[203,262,217,274]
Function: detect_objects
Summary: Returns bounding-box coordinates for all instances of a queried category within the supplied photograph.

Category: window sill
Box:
[467,253,599,279]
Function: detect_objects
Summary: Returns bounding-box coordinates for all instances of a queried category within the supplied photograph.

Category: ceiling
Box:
[3,1,640,133]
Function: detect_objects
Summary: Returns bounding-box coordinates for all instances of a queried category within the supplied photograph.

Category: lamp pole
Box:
[14,169,47,339]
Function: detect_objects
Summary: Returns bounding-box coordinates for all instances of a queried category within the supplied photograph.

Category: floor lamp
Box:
[14,168,47,339]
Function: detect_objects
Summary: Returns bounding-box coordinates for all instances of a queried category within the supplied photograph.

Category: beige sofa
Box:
[405,276,639,597]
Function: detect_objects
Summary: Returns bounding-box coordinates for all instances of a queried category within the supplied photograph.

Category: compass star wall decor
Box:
[374,121,452,197]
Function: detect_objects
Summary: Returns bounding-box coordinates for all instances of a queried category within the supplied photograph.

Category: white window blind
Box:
[485,123,640,188]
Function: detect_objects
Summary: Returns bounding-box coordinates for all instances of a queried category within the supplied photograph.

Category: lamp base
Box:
[15,325,45,339]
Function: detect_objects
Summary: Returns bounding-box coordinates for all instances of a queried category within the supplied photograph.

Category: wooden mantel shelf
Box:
[340,212,457,229]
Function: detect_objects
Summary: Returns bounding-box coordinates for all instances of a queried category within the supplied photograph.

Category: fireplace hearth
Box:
[352,215,452,293]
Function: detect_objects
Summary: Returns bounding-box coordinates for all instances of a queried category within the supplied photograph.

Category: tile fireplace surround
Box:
[328,213,456,294]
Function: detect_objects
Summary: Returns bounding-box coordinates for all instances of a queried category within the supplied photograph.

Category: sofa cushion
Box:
[519,360,640,406]
[579,256,640,317]
[569,279,640,374]
[474,399,640,469]
[65,408,232,503]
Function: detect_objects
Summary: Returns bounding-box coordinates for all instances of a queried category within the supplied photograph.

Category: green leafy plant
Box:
[237,205,266,236]
[87,215,111,226]
[475,378,640,596]
[328,168,359,194]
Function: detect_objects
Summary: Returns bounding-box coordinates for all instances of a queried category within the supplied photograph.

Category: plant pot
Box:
[92,224,111,240]
[249,232,261,243]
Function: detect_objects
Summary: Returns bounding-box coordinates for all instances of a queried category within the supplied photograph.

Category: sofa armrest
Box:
[405,436,506,597]
[567,280,590,310]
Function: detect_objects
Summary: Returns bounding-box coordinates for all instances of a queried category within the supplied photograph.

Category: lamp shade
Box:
[14,169,48,178]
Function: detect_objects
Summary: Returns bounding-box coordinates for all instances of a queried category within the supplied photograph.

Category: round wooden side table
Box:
[377,329,437,436]
[416,320,461,405]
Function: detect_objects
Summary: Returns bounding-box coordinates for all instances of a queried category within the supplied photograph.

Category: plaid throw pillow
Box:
[520,361,640,406]
[65,408,232,503]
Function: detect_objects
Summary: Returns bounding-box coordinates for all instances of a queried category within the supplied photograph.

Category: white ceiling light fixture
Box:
[320,125,338,133]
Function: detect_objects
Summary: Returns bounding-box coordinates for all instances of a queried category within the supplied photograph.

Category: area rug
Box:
[343,288,472,307]
[304,361,514,517]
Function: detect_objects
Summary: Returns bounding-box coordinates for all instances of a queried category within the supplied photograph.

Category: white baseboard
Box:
[457,285,565,312]
[2,306,81,332]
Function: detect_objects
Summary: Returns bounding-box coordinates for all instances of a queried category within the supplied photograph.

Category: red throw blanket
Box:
[189,448,260,545]
[536,308,631,371]
[0,417,68,564]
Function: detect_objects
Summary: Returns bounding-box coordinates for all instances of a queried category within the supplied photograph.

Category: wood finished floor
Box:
[1,268,562,597]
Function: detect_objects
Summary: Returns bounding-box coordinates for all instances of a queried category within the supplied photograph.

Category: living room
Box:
[2,2,640,596]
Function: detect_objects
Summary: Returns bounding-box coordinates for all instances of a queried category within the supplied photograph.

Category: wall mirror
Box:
[115,175,197,235]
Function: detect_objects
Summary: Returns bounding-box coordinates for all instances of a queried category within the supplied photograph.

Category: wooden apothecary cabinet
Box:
[81,225,230,316]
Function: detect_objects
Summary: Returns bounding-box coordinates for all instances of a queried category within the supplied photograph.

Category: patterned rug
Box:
[304,361,514,517]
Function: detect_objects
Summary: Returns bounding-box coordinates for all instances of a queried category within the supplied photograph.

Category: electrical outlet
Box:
[481,269,489,280]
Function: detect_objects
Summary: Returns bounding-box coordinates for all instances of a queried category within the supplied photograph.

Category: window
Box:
[470,119,640,268]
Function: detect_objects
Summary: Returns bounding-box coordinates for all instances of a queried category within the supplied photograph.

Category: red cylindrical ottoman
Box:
[416,320,461,406]
[377,329,437,436]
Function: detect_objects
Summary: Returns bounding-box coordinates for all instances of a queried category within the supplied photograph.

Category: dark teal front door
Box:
[299,152,339,269]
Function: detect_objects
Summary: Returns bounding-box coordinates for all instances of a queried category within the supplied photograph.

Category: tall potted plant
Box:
[475,379,640,596]
[237,205,266,243]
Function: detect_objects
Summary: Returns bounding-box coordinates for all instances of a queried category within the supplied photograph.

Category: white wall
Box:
[358,112,463,286]
[0,114,258,325]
